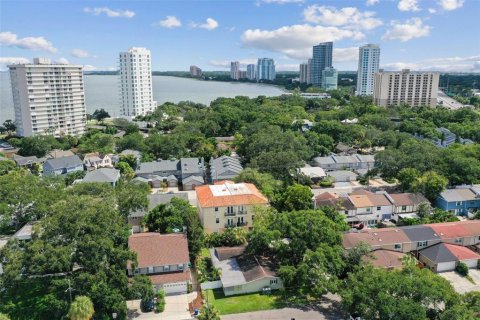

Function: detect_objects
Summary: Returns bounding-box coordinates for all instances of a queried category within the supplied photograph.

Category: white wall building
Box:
[356,44,380,96]
[230,61,240,80]
[374,69,439,107]
[299,62,309,83]
[256,58,275,81]
[119,47,157,118]
[8,58,86,137]
[246,64,256,80]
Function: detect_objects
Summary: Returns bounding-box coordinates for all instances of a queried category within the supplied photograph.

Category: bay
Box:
[0,73,285,123]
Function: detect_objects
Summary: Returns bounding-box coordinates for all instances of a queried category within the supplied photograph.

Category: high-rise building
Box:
[373,69,440,107]
[312,42,333,87]
[238,71,247,79]
[356,44,380,96]
[230,61,240,80]
[322,67,338,91]
[307,58,313,85]
[8,58,86,137]
[119,47,156,118]
[299,63,309,83]
[190,65,202,77]
[256,58,275,81]
[247,64,256,80]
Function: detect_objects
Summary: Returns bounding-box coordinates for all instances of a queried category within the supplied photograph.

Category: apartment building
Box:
[322,67,338,91]
[246,64,256,80]
[312,154,375,171]
[356,44,380,96]
[311,42,333,87]
[230,61,240,80]
[8,58,86,137]
[190,65,202,77]
[373,69,440,107]
[196,181,269,233]
[256,58,275,81]
[119,47,157,117]
[436,185,480,216]
[299,62,309,83]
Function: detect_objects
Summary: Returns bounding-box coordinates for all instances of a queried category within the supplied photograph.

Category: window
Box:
[216,218,219,224]
[377,206,381,211]
[178,264,184,270]
[401,205,407,211]
[417,241,428,248]
[455,238,462,244]
[394,244,402,250]
[164,265,170,272]
[366,208,371,212]
[456,201,463,206]
[215,207,218,212]
[270,279,278,285]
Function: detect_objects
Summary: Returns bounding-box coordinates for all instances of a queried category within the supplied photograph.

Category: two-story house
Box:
[42,155,84,176]
[436,186,480,216]
[127,232,191,294]
[312,154,375,172]
[195,181,269,233]
[83,152,113,169]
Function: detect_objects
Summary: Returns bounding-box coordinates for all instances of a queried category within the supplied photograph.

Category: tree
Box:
[234,168,282,200]
[2,120,16,134]
[397,167,420,191]
[412,171,448,202]
[119,154,139,170]
[115,181,149,218]
[116,132,146,153]
[115,162,135,180]
[92,109,110,123]
[128,276,154,301]
[65,170,86,186]
[68,296,94,320]
[276,184,313,212]
[0,160,16,176]
[18,136,51,157]
[0,314,10,320]
[198,305,220,320]
[456,261,469,276]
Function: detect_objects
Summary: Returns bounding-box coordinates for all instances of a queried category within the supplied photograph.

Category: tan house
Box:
[83,152,113,169]
[195,181,269,233]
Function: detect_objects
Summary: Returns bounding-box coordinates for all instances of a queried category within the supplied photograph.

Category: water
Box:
[0,73,285,122]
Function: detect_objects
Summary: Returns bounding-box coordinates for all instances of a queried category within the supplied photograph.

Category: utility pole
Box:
[67,278,72,304]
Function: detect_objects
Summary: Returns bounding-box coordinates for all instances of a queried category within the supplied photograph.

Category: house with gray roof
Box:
[183,175,205,191]
[43,155,83,176]
[210,156,243,182]
[81,168,121,186]
[436,185,480,216]
[327,170,358,182]
[13,154,45,167]
[313,154,375,171]
[419,243,480,273]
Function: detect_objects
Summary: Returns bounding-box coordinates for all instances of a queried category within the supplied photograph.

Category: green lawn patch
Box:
[205,289,280,315]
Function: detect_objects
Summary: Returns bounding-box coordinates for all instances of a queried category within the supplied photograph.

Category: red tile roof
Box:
[429,223,473,240]
[196,182,268,208]
[148,269,191,285]
[128,233,189,269]
[444,243,480,261]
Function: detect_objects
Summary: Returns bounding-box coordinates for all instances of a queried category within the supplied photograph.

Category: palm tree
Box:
[67,296,95,320]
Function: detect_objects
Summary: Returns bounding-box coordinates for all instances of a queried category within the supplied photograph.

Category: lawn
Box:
[205,289,280,315]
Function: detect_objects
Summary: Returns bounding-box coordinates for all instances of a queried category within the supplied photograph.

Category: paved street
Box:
[440,269,480,294]
[127,292,197,320]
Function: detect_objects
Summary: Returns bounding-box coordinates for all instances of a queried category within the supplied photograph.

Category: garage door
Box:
[163,281,187,295]
[463,259,479,269]
[437,261,457,273]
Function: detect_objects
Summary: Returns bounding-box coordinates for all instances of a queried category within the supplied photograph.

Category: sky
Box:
[0,0,479,72]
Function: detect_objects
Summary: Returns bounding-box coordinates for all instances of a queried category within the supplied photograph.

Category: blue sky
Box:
[0,0,479,72]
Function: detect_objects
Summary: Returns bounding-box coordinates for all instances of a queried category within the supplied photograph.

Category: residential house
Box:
[151,175,178,188]
[210,246,283,296]
[13,154,45,168]
[433,127,474,148]
[196,181,269,233]
[419,243,480,273]
[389,193,429,222]
[362,249,408,269]
[326,170,358,182]
[127,233,191,294]
[209,156,243,183]
[297,166,326,182]
[81,168,121,186]
[117,149,142,167]
[129,193,190,233]
[183,175,205,191]
[83,152,113,169]
[42,155,84,176]
[312,154,375,171]
[46,149,75,159]
[13,221,38,241]
[436,186,480,216]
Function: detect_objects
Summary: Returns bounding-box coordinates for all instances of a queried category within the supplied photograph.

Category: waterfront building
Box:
[230,61,240,80]
[299,62,309,83]
[311,42,333,87]
[373,69,440,107]
[246,64,256,80]
[356,44,380,96]
[119,47,157,118]
[238,71,247,79]
[307,58,313,84]
[322,67,338,91]
[190,65,202,77]
[256,58,275,81]
[8,58,86,137]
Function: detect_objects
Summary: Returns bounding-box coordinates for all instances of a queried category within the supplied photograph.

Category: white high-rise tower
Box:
[119,47,157,117]
[8,58,86,137]
[356,44,380,96]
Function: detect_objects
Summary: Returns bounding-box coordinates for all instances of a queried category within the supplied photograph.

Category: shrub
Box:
[155,290,166,313]
[456,261,469,276]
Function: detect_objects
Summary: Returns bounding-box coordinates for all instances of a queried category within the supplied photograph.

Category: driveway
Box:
[127,292,197,320]
[439,269,480,294]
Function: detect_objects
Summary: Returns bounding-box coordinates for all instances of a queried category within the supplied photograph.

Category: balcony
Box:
[225,222,248,228]
[224,211,236,216]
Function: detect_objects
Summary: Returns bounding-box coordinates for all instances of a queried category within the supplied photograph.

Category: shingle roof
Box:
[183,175,204,184]
[439,188,477,202]
[389,193,428,206]
[196,182,268,208]
[348,192,391,208]
[13,154,45,166]
[364,250,407,268]
[44,155,83,170]
[128,233,189,268]
[136,160,179,174]
[420,243,480,263]
[148,269,191,285]
[82,168,120,183]
[210,156,243,180]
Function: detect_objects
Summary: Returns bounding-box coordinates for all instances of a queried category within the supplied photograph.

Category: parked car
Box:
[140,299,154,312]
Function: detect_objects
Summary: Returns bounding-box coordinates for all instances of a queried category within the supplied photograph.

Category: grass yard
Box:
[205,289,280,315]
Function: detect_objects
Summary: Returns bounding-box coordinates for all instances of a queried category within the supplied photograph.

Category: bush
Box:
[319,178,333,187]
[155,290,166,313]
[456,261,469,276]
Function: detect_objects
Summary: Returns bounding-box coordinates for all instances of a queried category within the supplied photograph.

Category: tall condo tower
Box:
[312,42,333,87]
[246,64,256,80]
[256,58,276,81]
[230,61,240,80]
[299,63,309,83]
[8,58,86,137]
[356,44,381,96]
[119,47,156,118]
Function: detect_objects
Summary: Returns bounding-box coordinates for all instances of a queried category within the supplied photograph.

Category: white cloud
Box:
[242,24,364,60]
[82,65,116,71]
[333,47,359,62]
[209,59,257,68]
[190,18,219,30]
[0,57,30,70]
[0,31,57,53]
[83,65,98,71]
[398,0,420,12]
[428,8,437,13]
[71,48,91,58]
[382,55,480,72]
[56,57,69,64]
[262,0,304,4]
[276,63,300,71]
[83,7,135,18]
[438,0,464,10]
[382,18,431,42]
[366,0,380,6]
[155,16,182,28]
[303,5,382,30]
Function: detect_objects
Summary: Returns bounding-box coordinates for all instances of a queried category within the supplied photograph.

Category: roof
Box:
[180,157,203,175]
[46,149,74,159]
[148,269,191,285]
[316,196,355,211]
[128,233,189,269]
[13,221,38,240]
[120,149,141,157]
[343,228,411,249]
[332,155,359,164]
[82,168,120,184]
[355,154,375,162]
[401,225,441,242]
[196,182,268,208]
[389,193,428,206]
[420,243,480,263]
[348,193,391,208]
[429,222,479,240]
[183,175,204,184]
[129,193,189,218]
[364,250,407,269]
[439,187,478,202]
[136,160,179,174]
[327,170,358,179]
[313,156,336,166]
[298,166,326,178]
[43,155,83,170]
[210,156,243,180]
[13,154,45,166]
